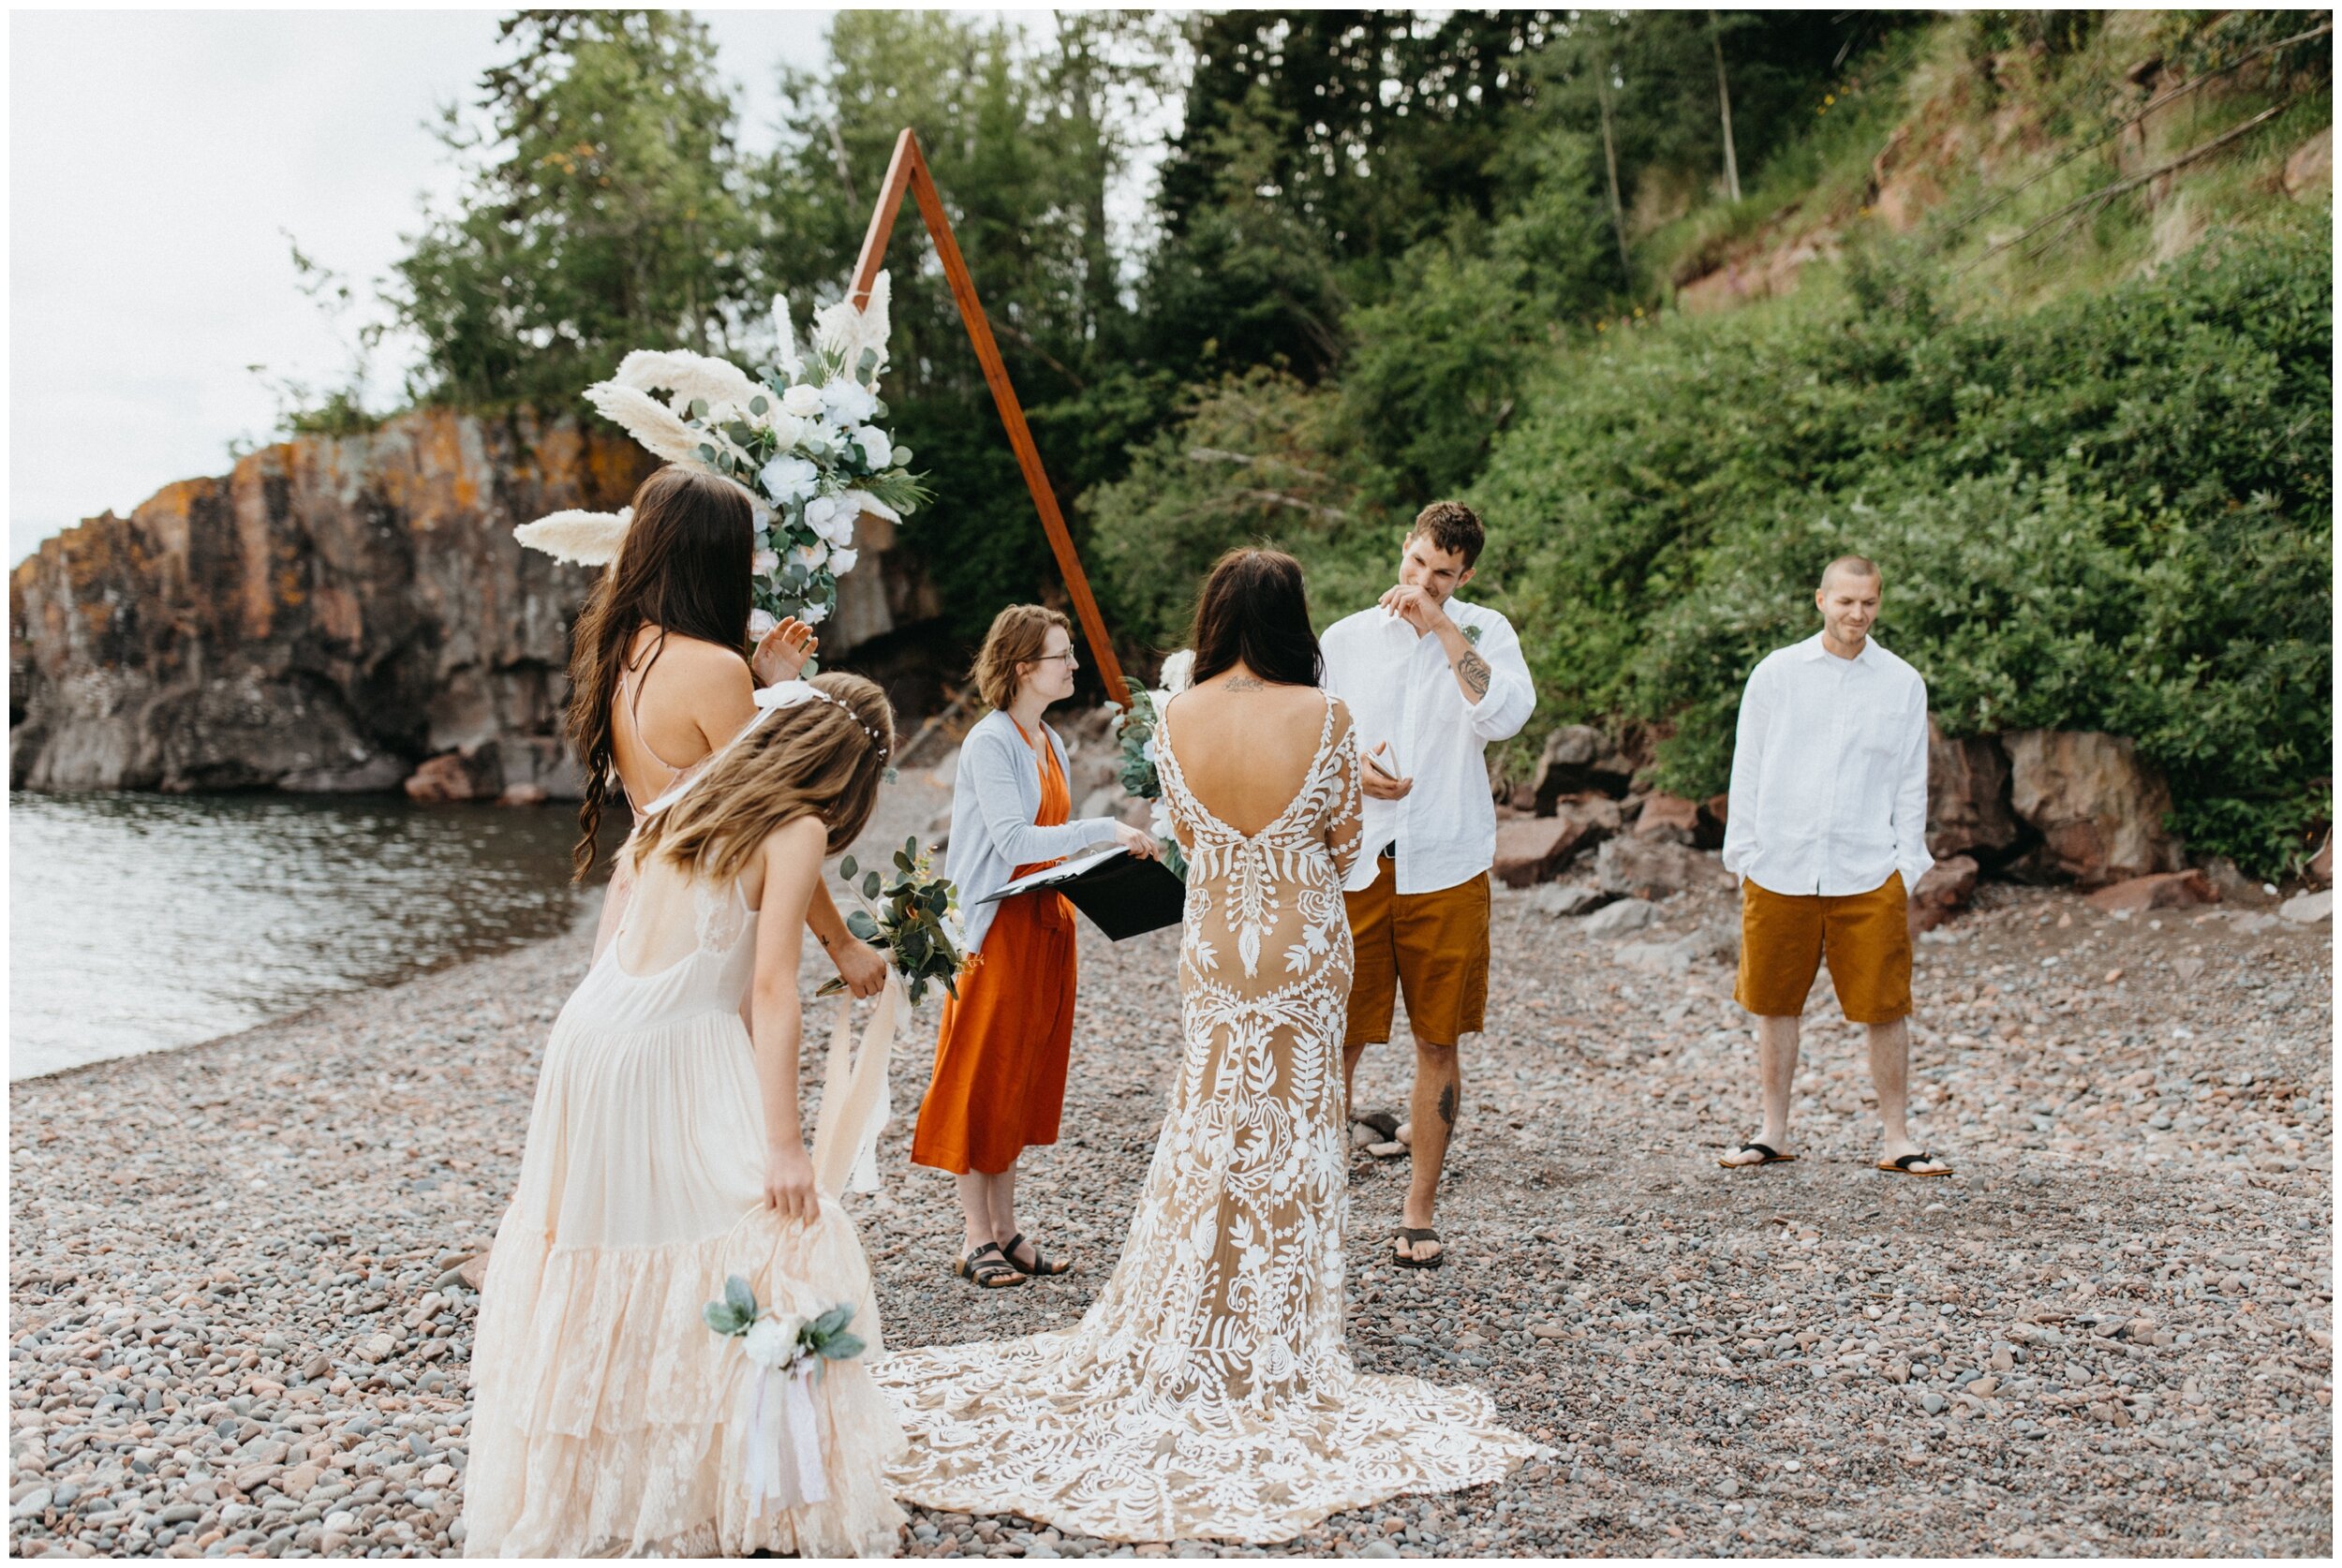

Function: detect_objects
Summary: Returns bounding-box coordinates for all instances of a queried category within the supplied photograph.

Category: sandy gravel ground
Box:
[9,769,2332,1559]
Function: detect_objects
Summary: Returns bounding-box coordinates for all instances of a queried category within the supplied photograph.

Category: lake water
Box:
[8,792,609,1080]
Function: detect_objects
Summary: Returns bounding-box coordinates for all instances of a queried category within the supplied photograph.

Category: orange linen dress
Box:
[912,720,1081,1176]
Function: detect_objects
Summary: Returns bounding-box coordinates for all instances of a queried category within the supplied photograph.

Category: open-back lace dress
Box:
[874,690,1543,1545]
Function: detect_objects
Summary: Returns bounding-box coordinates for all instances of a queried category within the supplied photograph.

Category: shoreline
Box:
[9,818,2332,1557]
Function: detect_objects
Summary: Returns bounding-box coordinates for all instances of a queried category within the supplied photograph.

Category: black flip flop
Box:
[956,1241,1027,1289]
[1394,1226,1445,1269]
[1354,1110,1401,1141]
[1719,1141,1797,1169]
[1876,1152,1954,1177]
[1001,1232,1073,1278]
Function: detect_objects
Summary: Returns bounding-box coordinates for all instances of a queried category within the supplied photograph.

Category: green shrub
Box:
[1470,214,2332,876]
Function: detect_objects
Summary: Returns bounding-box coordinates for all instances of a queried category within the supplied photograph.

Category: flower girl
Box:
[463,673,908,1558]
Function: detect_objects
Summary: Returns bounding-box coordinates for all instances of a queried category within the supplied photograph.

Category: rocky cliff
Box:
[9,409,941,796]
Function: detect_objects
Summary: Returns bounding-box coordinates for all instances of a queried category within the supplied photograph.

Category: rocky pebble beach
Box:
[10,767,2332,1558]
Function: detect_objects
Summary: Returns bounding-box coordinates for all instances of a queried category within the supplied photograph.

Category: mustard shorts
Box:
[1343,857,1490,1049]
[1734,872,1912,1023]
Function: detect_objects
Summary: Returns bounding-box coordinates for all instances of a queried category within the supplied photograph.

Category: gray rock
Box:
[1531,882,1608,918]
[1581,897,1658,939]
[2278,890,2332,925]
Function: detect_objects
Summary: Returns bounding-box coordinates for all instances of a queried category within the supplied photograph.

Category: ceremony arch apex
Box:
[846,127,1131,707]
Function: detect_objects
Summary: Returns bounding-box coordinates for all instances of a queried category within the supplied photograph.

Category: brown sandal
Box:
[1001,1233,1073,1278]
[956,1242,1027,1288]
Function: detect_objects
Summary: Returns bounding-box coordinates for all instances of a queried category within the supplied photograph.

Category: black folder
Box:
[975,847,1187,940]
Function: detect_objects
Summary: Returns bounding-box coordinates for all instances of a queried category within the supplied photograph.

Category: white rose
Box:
[741,1313,803,1369]
[751,548,780,577]
[803,494,839,528]
[851,426,893,468]
[779,382,825,419]
[760,455,820,501]
[797,600,830,627]
[748,609,778,639]
[789,540,829,571]
[827,544,860,576]
[1159,650,1195,695]
[820,379,879,424]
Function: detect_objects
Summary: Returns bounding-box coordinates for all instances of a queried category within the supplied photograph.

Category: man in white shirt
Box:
[1719,555,1951,1177]
[1322,501,1536,1267]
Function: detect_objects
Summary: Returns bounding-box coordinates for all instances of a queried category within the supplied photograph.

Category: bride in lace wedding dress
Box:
[876,550,1542,1546]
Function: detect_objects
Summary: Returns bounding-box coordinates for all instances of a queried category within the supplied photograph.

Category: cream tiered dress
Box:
[875,691,1544,1545]
[462,841,907,1558]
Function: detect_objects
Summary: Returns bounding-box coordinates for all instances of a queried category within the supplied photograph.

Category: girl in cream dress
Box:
[463,674,908,1558]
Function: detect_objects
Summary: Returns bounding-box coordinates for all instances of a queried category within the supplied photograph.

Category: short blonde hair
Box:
[971,604,1071,711]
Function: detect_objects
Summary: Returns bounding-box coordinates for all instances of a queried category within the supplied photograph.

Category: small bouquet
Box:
[1106,652,1194,880]
[514,274,930,648]
[816,836,972,1005]
[704,1276,865,1514]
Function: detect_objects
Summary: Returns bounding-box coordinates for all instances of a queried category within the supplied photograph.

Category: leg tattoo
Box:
[1438,1083,1458,1129]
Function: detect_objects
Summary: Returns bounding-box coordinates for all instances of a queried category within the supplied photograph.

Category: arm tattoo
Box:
[1438,1083,1458,1129]
[1457,650,1491,701]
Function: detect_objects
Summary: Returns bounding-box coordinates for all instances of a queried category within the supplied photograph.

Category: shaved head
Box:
[1820,554,1882,591]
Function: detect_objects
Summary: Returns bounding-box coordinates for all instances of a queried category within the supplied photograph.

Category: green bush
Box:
[1469,214,2332,876]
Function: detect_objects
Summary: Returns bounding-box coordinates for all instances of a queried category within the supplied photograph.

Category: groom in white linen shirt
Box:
[1322,502,1535,1268]
[1718,555,1951,1177]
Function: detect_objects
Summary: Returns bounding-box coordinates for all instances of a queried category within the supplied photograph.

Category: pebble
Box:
[8,766,2331,1557]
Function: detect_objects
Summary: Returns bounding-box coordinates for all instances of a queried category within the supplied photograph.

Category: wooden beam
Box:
[837,128,1132,707]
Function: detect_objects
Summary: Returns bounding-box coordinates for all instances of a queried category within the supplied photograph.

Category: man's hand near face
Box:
[1378,583,1454,638]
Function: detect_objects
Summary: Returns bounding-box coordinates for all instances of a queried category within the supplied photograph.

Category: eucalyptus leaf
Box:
[703,1302,743,1335]
[862,870,882,901]
[724,1275,757,1320]
[819,1332,867,1361]
[839,855,858,880]
[846,910,879,941]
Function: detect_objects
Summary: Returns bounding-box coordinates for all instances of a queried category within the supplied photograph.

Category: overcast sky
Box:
[7,6,855,564]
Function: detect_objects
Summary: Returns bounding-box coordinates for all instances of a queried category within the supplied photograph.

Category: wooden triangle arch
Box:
[848,127,1131,708]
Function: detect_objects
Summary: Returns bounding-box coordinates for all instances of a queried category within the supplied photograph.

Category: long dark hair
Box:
[1188,547,1324,688]
[564,465,754,880]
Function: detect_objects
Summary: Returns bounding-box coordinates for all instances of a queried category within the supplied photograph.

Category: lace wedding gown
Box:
[875,692,1543,1545]
[463,844,908,1558]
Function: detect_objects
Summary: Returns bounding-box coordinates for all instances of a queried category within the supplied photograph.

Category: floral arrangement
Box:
[815,836,972,1005]
[1106,650,1193,880]
[513,274,930,651]
[705,1276,865,1514]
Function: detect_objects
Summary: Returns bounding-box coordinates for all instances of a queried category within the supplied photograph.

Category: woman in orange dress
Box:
[912,606,1156,1288]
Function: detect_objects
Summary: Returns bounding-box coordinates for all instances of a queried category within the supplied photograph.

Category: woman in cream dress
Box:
[877,551,1543,1546]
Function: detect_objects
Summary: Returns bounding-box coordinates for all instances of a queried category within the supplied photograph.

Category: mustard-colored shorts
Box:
[1343,857,1490,1048]
[1734,872,1912,1023]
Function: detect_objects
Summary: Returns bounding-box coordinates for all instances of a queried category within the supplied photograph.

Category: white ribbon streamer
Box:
[739,1359,828,1516]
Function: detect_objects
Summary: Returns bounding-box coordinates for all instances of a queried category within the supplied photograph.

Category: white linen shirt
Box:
[1721,632,1934,898]
[1320,598,1535,895]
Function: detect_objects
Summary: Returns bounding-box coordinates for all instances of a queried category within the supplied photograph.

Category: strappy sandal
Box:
[956,1241,1027,1289]
[1394,1227,1445,1269]
[1001,1233,1074,1278]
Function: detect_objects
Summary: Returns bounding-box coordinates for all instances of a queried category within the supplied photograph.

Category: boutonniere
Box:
[1462,624,1484,646]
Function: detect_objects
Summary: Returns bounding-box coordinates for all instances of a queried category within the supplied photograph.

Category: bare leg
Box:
[1868,1017,1949,1170]
[1721,1014,1801,1165]
[955,1171,999,1257]
[1399,1032,1460,1261]
[986,1161,1020,1250]
[1341,1040,1370,1123]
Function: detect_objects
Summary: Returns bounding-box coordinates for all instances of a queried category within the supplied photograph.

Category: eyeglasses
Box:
[1030,649,1080,669]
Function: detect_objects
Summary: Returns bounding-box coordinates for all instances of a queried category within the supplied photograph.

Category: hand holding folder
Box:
[976,847,1186,940]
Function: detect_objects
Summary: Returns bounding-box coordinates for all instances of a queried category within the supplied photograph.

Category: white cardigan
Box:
[945,710,1122,955]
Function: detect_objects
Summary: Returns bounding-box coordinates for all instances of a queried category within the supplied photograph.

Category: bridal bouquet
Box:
[1107,651,1193,880]
[816,837,972,1005]
[704,1277,865,1514]
[514,274,930,645]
